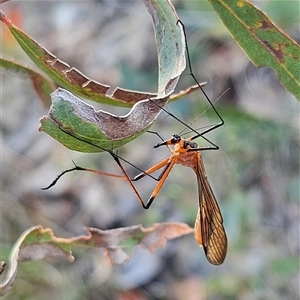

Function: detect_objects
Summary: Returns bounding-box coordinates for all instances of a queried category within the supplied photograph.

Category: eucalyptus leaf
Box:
[39,0,187,151]
[208,0,300,100]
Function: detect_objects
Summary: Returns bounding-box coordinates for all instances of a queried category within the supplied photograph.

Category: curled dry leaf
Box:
[0,225,74,297]
[82,223,193,264]
[141,222,195,252]
[37,0,189,151]
[39,88,170,152]
[0,223,193,296]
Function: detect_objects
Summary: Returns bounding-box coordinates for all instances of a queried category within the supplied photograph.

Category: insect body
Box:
[126,134,227,265]
[43,132,227,265]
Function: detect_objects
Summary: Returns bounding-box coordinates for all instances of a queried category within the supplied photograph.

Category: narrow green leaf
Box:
[0,3,189,107]
[0,56,55,107]
[0,9,163,107]
[208,0,300,100]
[144,0,186,96]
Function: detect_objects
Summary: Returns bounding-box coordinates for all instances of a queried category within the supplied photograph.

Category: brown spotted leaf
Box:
[208,0,300,100]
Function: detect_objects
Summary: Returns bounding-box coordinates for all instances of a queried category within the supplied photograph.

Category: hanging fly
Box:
[42,20,227,265]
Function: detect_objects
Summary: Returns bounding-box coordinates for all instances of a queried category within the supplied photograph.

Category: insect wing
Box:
[193,156,227,265]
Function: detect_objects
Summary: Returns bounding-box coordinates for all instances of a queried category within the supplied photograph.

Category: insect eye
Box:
[183,141,198,149]
[171,134,181,144]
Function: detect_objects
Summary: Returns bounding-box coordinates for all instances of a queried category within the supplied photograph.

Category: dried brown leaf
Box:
[0,223,193,296]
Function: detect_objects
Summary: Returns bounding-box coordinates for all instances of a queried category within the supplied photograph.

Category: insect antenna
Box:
[146,130,165,142]
[179,87,231,138]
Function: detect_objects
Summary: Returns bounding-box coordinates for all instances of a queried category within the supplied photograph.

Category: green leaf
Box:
[143,0,186,96]
[38,0,188,152]
[0,56,56,107]
[39,88,155,152]
[39,84,203,153]
[0,2,189,107]
[208,0,300,100]
[0,9,155,107]
[0,0,192,152]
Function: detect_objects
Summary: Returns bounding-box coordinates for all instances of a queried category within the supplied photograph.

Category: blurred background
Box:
[1,0,299,299]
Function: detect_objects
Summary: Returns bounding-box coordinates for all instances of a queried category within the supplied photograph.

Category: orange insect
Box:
[128,132,228,265]
[43,21,227,264]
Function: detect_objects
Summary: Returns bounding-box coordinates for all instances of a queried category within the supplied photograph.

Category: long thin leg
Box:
[189,135,219,151]
[143,21,225,149]
[144,159,176,208]
[58,126,158,181]
[177,20,224,140]
[132,158,171,181]
[44,150,174,210]
[111,154,175,209]
[41,160,127,190]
